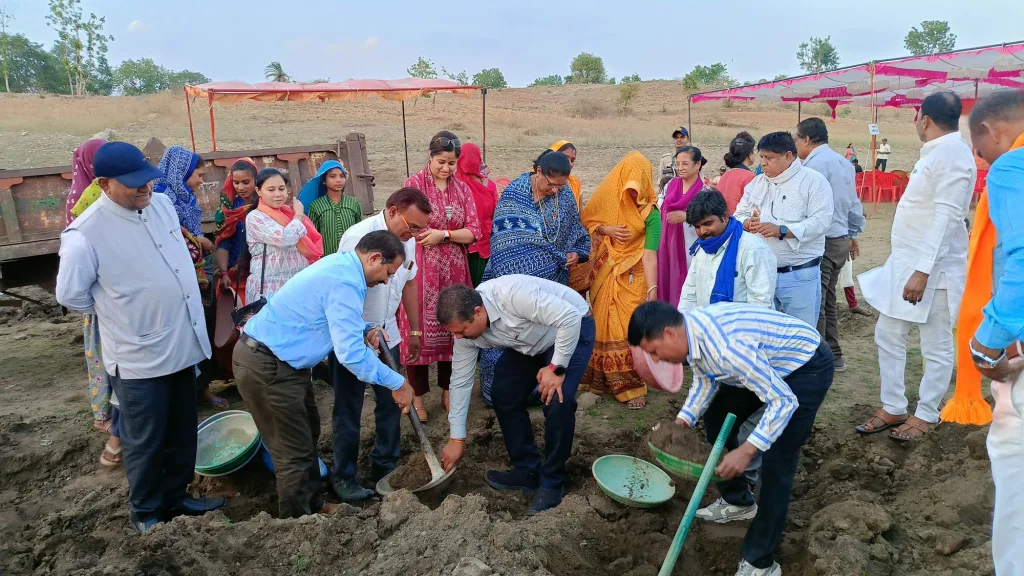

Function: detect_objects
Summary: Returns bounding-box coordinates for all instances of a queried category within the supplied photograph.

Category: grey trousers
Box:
[818,237,851,360]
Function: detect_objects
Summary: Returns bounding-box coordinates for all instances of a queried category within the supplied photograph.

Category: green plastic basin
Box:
[647,441,725,483]
[592,455,675,508]
[195,412,260,472]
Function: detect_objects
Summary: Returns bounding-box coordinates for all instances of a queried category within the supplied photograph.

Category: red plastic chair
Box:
[854,172,872,199]
[873,172,899,203]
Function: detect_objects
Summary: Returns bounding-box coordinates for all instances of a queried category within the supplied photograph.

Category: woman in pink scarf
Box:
[657,146,706,306]
[66,139,106,225]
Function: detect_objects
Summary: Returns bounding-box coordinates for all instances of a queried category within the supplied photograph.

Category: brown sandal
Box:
[99,441,122,467]
[855,409,907,435]
[889,416,930,443]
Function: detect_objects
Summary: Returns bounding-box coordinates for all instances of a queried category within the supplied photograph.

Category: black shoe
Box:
[528,486,565,516]
[484,469,539,494]
[165,497,226,519]
[371,465,396,484]
[834,358,847,373]
[130,512,161,534]
[333,478,375,502]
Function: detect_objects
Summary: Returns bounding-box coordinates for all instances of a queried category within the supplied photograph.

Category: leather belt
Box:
[239,332,274,356]
[777,256,822,274]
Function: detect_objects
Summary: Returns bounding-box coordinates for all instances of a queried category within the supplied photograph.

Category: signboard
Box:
[868,124,880,136]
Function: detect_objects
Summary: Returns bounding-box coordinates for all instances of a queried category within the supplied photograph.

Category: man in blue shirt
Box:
[966,88,1024,575]
[233,230,414,518]
[629,301,834,576]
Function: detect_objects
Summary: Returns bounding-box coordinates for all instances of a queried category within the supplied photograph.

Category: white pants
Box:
[989,373,1024,575]
[874,289,953,423]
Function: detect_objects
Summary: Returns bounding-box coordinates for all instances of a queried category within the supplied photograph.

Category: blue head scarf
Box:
[153,145,203,236]
[297,160,347,215]
[689,216,744,304]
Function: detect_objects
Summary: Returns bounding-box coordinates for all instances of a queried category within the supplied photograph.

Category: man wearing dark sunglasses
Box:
[328,188,432,501]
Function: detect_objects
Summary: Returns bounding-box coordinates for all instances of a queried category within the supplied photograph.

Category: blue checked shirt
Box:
[676,303,821,451]
[243,251,404,390]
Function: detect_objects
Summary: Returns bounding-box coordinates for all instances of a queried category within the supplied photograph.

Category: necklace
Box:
[536,191,561,244]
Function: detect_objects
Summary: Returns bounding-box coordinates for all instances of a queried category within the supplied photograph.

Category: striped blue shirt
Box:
[677,303,821,451]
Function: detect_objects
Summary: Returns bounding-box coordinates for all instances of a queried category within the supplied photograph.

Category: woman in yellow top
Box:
[580,152,661,409]
[550,140,591,294]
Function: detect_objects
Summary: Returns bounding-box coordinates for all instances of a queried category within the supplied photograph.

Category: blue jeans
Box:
[108,367,198,522]
[329,348,401,483]
[775,265,822,327]
[704,343,834,569]
[491,316,596,489]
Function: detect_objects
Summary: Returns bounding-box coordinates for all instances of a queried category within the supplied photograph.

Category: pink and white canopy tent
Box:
[688,41,1024,124]
[183,78,486,176]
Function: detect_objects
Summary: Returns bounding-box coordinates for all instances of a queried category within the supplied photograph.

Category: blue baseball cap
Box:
[672,127,689,138]
[92,142,164,188]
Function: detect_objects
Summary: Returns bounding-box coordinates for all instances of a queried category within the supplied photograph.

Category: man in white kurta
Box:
[858,92,977,440]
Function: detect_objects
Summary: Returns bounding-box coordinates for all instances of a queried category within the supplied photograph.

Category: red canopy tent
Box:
[184,78,486,176]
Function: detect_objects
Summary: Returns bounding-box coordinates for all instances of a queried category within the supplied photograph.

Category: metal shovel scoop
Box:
[373,329,457,495]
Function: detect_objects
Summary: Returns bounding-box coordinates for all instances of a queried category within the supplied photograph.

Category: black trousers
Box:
[109,366,198,522]
[874,158,887,171]
[704,343,834,569]
[232,340,323,519]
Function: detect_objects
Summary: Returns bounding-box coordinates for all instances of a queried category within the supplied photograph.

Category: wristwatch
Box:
[443,230,451,243]
[969,339,1005,370]
[548,363,567,377]
[778,225,789,240]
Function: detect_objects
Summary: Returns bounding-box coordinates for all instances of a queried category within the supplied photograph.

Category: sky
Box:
[4,0,1022,88]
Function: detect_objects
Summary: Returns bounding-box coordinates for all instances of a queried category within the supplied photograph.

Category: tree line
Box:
[0,0,209,96]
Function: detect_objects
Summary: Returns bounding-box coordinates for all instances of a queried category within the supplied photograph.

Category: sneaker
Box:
[735,560,781,576]
[527,486,564,515]
[332,478,375,502]
[695,497,758,524]
[484,469,539,494]
[834,357,847,373]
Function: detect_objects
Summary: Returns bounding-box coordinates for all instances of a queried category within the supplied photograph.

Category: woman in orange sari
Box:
[550,140,591,294]
[580,152,661,409]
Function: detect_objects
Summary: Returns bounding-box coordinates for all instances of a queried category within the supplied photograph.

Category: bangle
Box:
[647,285,658,294]
[448,437,465,444]
[409,330,423,337]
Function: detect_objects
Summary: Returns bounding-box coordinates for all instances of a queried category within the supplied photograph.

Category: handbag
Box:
[231,244,267,328]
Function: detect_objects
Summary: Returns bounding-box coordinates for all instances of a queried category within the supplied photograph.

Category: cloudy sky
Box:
[5,0,1022,87]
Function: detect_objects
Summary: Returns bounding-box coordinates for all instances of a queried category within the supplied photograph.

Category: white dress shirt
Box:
[678,231,777,312]
[802,144,866,239]
[733,160,834,267]
[859,132,976,323]
[56,193,210,379]
[337,211,417,345]
[448,275,590,439]
[877,143,892,160]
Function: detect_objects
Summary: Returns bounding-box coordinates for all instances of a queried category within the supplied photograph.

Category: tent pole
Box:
[869,62,877,213]
[798,101,802,123]
[208,93,217,152]
[687,96,692,140]
[975,79,979,100]
[185,88,196,152]
[481,88,488,165]
[402,101,410,178]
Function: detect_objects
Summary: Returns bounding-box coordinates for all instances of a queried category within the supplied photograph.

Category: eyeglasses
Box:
[431,136,461,150]
[399,212,427,234]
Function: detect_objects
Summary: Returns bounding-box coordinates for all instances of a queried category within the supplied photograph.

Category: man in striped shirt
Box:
[629,301,834,576]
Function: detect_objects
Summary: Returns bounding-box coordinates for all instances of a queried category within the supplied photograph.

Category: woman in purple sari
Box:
[657,146,706,306]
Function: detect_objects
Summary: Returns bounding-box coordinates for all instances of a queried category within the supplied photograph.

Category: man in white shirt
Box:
[857,92,976,441]
[435,277,595,515]
[796,117,867,373]
[734,132,835,327]
[330,187,431,501]
[56,142,223,533]
[875,138,892,171]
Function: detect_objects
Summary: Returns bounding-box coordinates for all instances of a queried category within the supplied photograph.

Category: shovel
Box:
[374,329,456,494]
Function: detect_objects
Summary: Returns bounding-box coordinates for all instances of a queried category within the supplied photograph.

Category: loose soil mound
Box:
[648,420,711,462]
[389,452,433,490]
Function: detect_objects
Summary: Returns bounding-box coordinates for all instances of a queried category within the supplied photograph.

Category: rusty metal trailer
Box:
[0,132,375,293]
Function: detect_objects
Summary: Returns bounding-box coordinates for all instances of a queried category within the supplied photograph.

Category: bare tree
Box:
[0,7,13,93]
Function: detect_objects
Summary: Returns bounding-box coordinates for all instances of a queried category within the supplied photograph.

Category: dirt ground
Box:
[0,84,995,575]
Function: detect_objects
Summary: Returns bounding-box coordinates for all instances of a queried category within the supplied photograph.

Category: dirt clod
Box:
[389,452,433,490]
[648,420,710,462]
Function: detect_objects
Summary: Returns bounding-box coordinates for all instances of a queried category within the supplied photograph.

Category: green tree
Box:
[529,74,563,87]
[407,56,437,79]
[472,68,507,89]
[0,33,66,93]
[114,58,168,95]
[166,69,207,89]
[621,73,641,84]
[681,63,733,90]
[904,20,956,56]
[773,73,789,81]
[567,52,606,84]
[796,36,840,74]
[264,61,289,82]
[45,0,113,95]
[442,66,468,85]
[0,7,13,92]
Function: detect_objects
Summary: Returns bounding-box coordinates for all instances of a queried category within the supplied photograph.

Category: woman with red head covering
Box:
[454,143,497,287]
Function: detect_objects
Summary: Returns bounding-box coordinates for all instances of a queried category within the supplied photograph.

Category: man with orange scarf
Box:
[944,89,1024,575]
